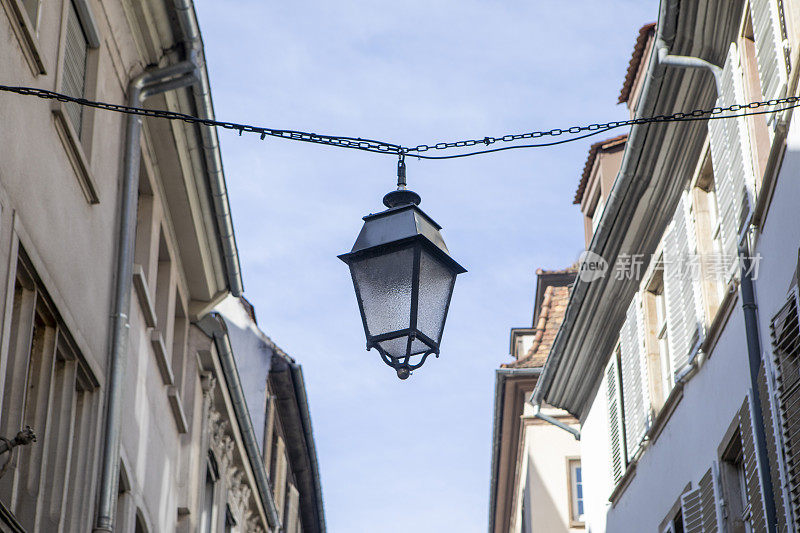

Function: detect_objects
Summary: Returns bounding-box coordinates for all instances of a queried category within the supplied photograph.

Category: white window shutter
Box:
[620,293,650,461]
[681,488,703,533]
[606,356,626,485]
[664,193,704,377]
[749,0,790,102]
[709,44,755,262]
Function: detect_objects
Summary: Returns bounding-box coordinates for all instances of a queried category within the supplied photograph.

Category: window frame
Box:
[51,0,101,204]
[566,456,585,527]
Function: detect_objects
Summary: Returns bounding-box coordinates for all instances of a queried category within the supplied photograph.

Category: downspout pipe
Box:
[529,394,580,440]
[655,38,722,94]
[739,236,779,533]
[198,315,282,531]
[173,0,243,297]
[94,61,198,533]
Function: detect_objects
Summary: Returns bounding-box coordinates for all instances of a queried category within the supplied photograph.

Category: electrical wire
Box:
[1,84,799,160]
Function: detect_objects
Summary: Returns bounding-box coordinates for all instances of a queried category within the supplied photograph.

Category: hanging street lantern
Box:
[339,157,466,379]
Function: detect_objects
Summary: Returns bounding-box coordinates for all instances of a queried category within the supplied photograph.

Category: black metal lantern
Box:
[339,159,466,379]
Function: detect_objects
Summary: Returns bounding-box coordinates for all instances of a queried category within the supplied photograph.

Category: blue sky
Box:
[194,1,656,531]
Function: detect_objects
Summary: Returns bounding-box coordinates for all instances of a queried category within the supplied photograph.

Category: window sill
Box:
[569,520,586,529]
[150,331,174,386]
[51,102,99,204]
[647,381,684,445]
[609,461,637,506]
[1,0,46,75]
[133,265,157,328]
[167,386,188,434]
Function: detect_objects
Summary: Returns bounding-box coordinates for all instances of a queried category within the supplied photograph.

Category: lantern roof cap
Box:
[339,200,466,274]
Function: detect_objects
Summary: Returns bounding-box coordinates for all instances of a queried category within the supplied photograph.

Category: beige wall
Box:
[510,403,582,533]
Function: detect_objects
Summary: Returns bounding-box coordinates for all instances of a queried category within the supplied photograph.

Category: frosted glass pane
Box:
[378,336,431,359]
[416,249,455,343]
[351,247,413,337]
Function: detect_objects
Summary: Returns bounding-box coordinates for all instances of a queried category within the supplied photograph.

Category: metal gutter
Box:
[198,314,282,531]
[173,0,243,297]
[487,367,540,533]
[531,0,677,412]
[93,61,198,533]
[289,364,327,532]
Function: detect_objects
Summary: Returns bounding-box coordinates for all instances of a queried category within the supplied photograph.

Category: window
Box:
[590,189,605,234]
[740,12,772,183]
[0,250,99,530]
[721,433,752,533]
[63,1,89,136]
[199,456,218,533]
[567,458,584,525]
[644,266,672,410]
[692,153,729,312]
[20,0,39,29]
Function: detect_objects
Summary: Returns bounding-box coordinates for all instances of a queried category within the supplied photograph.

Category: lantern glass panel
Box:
[350,246,414,337]
[377,336,430,359]
[416,248,456,344]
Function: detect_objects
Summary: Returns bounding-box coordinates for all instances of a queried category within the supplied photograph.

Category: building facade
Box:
[534,1,800,532]
[489,268,583,532]
[0,0,324,532]
[216,296,326,533]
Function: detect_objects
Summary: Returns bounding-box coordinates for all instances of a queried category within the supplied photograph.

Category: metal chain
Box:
[1,84,799,159]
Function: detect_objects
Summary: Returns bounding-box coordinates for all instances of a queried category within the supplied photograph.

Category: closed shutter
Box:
[698,467,722,532]
[63,1,88,136]
[664,193,704,377]
[770,292,800,527]
[620,293,650,461]
[741,394,769,533]
[607,356,626,485]
[680,468,724,533]
[682,488,703,533]
[709,44,755,262]
[749,0,789,102]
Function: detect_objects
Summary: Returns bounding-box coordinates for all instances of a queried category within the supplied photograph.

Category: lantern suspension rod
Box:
[397,154,407,190]
[2,84,800,159]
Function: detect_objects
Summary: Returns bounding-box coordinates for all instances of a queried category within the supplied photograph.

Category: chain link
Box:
[2,84,799,159]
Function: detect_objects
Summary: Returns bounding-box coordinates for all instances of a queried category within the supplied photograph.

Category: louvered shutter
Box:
[749,0,789,103]
[664,193,704,378]
[741,393,769,533]
[620,293,650,461]
[709,44,756,263]
[63,1,88,136]
[682,488,704,533]
[699,466,723,532]
[770,292,800,527]
[607,356,626,485]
